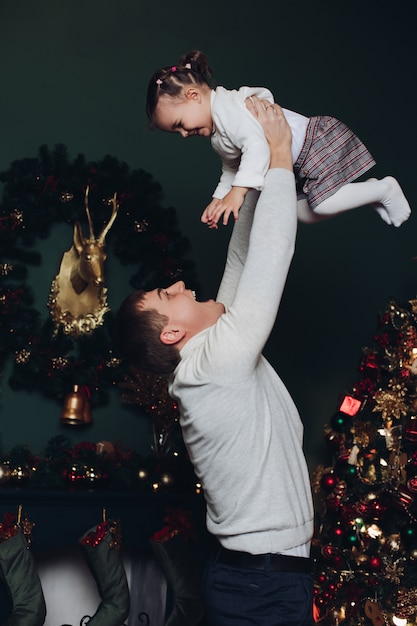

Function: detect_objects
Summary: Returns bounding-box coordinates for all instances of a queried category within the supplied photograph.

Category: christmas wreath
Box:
[0,144,199,408]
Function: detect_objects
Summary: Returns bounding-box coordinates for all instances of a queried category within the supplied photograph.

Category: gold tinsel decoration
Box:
[395,587,417,619]
[372,380,408,420]
[352,420,375,448]
[382,556,405,585]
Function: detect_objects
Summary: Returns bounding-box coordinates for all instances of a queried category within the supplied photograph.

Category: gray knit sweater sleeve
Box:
[207,168,297,383]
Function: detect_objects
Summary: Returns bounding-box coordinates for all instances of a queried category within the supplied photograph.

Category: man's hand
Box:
[201,186,249,228]
[245,97,293,171]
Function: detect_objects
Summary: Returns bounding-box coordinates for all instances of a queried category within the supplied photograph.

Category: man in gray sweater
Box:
[117,97,314,625]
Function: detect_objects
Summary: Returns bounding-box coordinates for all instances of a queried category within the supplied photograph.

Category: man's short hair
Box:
[116,290,180,375]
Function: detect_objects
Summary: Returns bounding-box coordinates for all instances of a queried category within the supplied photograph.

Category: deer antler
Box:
[84,185,95,240]
[97,192,119,244]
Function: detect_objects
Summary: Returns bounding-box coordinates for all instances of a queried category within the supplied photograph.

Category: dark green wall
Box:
[0,0,416,468]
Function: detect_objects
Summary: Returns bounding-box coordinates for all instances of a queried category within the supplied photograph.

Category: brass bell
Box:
[60,385,92,426]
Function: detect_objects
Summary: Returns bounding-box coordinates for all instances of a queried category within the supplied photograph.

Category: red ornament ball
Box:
[368,555,383,571]
[320,472,339,491]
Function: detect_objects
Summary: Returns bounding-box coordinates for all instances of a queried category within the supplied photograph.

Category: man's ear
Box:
[184,86,201,102]
[160,328,186,345]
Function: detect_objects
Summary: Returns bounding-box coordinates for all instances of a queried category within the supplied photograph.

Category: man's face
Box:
[141,281,224,343]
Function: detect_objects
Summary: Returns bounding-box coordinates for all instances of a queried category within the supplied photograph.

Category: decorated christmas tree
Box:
[312,298,417,625]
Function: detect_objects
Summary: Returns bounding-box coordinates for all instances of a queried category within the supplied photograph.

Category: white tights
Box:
[297,176,411,227]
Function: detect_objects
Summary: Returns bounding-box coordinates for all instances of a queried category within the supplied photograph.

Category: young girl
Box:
[146,50,411,229]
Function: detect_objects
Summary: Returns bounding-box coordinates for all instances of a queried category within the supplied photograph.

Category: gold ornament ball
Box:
[160,472,174,487]
[0,464,11,484]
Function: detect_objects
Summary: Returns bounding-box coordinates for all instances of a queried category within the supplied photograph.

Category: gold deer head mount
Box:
[48,186,119,337]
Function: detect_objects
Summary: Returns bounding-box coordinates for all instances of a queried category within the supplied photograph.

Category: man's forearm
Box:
[269,145,293,171]
[245,97,293,172]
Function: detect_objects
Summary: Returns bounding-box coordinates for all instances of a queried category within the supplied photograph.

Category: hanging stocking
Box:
[79,509,130,626]
[0,507,46,626]
[150,508,206,626]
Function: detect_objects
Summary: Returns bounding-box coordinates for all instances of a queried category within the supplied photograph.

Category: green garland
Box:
[0,435,199,492]
[0,144,199,407]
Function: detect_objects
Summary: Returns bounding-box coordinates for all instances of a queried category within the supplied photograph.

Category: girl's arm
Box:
[211,87,274,195]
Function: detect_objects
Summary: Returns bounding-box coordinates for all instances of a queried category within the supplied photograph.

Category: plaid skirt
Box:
[294,116,376,209]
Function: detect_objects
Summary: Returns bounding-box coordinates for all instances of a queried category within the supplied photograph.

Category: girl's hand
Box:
[201,198,221,228]
[201,187,248,228]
